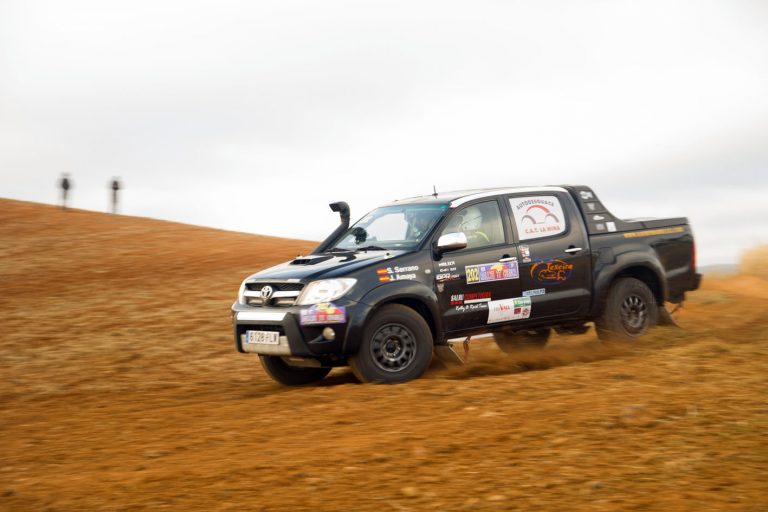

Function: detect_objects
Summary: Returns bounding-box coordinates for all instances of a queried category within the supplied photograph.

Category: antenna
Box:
[432,185,438,198]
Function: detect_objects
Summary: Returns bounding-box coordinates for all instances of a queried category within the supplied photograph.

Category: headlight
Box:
[296,279,356,305]
[237,280,247,305]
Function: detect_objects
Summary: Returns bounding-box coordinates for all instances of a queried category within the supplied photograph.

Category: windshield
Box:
[331,204,448,251]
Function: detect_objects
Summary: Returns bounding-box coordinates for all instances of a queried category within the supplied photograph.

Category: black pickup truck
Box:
[231,186,700,385]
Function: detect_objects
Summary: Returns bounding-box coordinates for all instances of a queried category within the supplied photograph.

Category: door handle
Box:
[498,255,517,262]
[564,247,583,254]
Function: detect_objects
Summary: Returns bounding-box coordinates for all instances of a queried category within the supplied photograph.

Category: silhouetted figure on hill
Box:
[59,173,71,209]
[110,178,121,214]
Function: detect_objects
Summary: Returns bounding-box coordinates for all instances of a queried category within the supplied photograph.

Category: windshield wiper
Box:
[326,247,355,253]
[356,245,387,251]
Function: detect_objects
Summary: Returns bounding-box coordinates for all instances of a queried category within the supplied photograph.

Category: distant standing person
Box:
[59,173,71,209]
[110,178,121,214]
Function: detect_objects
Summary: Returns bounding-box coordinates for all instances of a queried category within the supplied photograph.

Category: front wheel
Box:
[259,355,332,386]
[595,277,658,342]
[349,304,433,383]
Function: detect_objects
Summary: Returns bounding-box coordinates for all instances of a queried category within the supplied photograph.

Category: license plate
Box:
[246,330,280,345]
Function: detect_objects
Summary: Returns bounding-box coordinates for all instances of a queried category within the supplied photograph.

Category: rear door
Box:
[432,199,523,334]
[505,192,591,320]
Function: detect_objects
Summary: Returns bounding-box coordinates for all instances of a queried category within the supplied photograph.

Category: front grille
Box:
[245,282,303,292]
[243,282,304,308]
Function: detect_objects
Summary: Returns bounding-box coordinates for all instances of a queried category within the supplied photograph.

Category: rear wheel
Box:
[259,355,331,386]
[595,277,658,342]
[494,328,551,352]
[349,304,433,383]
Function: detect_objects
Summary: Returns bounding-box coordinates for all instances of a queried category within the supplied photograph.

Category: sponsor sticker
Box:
[509,196,567,241]
[520,244,532,263]
[466,261,519,284]
[487,297,532,323]
[465,291,492,304]
[522,288,546,297]
[531,259,574,286]
[455,303,489,313]
[437,260,458,276]
[450,291,491,305]
[579,190,594,200]
[596,223,606,231]
[300,303,346,325]
[436,272,460,282]
[606,221,617,232]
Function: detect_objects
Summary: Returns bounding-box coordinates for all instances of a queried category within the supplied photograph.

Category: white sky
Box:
[1,0,767,265]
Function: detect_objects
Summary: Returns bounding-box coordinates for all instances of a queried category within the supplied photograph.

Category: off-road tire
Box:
[349,304,433,383]
[259,355,332,386]
[595,277,658,342]
[494,329,551,352]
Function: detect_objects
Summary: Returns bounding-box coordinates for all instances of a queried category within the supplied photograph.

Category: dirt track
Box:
[1,199,767,511]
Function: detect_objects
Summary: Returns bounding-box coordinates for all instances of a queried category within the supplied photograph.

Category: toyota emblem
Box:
[260,285,274,300]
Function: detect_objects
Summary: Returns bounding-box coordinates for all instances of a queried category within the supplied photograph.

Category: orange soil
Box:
[1,198,766,511]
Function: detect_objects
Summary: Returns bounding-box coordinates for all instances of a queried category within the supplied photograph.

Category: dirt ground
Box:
[1,198,766,511]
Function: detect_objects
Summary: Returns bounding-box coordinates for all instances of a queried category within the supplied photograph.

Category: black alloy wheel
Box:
[350,304,433,383]
[620,293,648,335]
[596,277,658,342]
[370,323,418,373]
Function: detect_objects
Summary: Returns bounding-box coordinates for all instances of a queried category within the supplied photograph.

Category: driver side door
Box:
[432,199,523,335]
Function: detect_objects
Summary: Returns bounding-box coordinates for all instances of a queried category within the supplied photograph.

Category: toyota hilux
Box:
[231,186,700,385]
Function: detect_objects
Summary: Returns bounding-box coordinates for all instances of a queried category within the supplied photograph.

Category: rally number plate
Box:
[246,330,280,345]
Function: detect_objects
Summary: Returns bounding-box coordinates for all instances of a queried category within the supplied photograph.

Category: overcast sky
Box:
[1,0,767,265]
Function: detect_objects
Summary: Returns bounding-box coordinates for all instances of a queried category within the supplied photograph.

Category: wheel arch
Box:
[614,266,663,304]
[343,282,442,354]
[380,297,438,342]
[591,256,667,318]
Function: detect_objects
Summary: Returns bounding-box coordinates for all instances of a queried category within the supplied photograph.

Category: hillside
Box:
[1,198,766,511]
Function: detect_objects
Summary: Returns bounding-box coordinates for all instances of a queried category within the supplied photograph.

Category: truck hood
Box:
[244,250,409,282]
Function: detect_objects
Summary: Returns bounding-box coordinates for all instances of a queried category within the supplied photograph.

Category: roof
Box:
[385,186,570,208]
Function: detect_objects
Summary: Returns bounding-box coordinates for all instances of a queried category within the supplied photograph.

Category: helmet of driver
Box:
[459,206,482,232]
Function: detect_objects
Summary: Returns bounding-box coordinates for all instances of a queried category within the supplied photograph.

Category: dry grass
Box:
[1,198,767,511]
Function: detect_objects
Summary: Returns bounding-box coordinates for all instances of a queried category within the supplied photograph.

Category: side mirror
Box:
[435,232,468,255]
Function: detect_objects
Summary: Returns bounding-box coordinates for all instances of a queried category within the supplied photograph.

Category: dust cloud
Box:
[431,340,628,380]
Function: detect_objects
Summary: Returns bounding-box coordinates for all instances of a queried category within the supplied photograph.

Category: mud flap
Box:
[658,303,682,327]
[434,340,467,365]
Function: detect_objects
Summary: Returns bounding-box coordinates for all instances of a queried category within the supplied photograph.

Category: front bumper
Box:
[231,300,358,358]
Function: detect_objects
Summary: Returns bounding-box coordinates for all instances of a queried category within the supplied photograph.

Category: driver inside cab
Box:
[405,209,439,241]
[457,206,490,247]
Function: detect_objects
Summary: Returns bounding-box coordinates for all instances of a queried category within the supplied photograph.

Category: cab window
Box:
[509,195,567,241]
[440,200,505,250]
